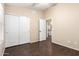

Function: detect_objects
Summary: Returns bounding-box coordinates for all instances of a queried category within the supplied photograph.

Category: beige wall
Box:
[6,3,79,51]
[0,3,4,55]
[45,3,79,51]
[5,5,44,43]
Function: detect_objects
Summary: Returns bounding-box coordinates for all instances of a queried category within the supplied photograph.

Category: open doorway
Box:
[46,19,52,40]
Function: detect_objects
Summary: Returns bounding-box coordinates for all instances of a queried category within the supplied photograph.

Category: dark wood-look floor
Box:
[4,37,79,56]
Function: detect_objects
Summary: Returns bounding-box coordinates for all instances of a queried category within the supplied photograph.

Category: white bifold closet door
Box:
[5,15,19,47]
[5,15,30,47]
[39,19,46,41]
[19,16,30,44]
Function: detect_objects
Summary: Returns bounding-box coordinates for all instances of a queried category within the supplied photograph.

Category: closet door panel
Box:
[5,15,19,47]
[19,16,30,44]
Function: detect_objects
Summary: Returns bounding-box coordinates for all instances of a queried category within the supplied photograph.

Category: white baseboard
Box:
[52,41,79,51]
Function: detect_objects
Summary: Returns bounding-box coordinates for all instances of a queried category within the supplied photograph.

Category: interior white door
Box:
[39,19,46,41]
[19,16,30,44]
[5,15,19,47]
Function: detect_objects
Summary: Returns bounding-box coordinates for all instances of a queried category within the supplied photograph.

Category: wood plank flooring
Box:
[4,37,79,56]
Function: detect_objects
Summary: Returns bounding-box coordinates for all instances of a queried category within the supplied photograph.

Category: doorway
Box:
[39,18,46,41]
[46,19,52,39]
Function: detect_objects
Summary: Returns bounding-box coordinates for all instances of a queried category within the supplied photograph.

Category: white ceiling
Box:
[5,3,56,11]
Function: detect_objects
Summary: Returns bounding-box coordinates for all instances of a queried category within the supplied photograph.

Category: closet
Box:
[5,15,30,47]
